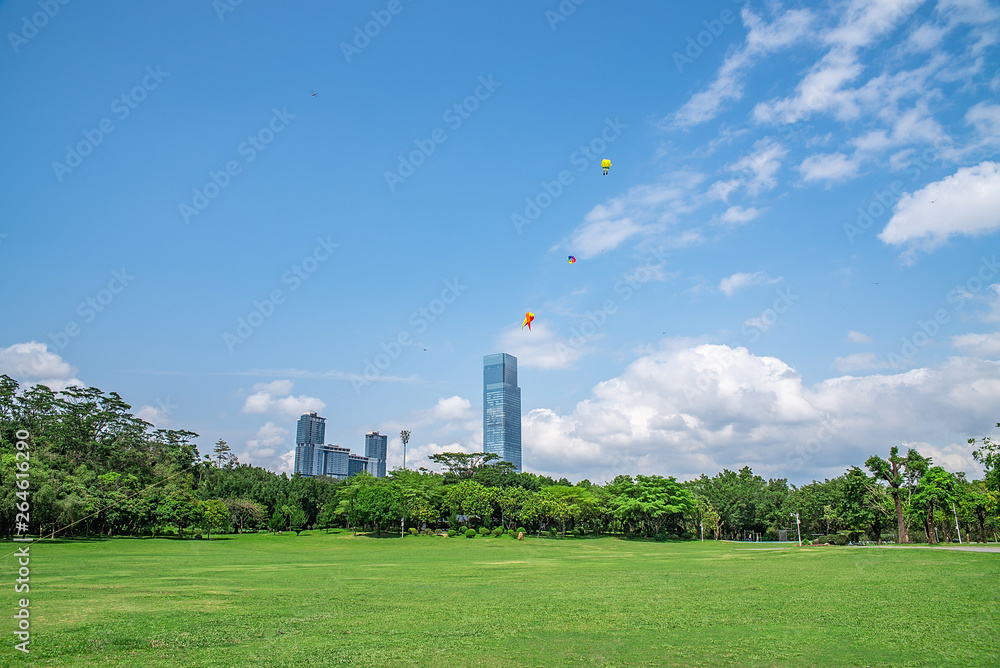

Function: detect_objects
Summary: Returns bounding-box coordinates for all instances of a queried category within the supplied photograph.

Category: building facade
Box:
[483,352,522,472]
[293,412,387,478]
[293,411,326,476]
[365,431,388,477]
[348,453,379,477]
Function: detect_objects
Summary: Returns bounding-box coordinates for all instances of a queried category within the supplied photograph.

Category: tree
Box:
[912,466,957,543]
[429,452,502,481]
[213,439,232,468]
[287,505,308,535]
[970,421,1000,493]
[354,480,403,535]
[865,447,929,544]
[201,499,230,539]
[609,475,694,537]
[443,480,493,525]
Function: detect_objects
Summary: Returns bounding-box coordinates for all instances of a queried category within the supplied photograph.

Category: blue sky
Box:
[2,0,999,484]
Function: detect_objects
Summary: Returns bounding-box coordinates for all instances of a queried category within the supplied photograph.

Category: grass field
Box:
[1,532,997,667]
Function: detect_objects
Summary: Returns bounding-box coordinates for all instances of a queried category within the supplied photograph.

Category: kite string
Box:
[1,462,200,559]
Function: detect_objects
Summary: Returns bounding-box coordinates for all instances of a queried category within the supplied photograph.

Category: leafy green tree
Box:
[288,505,308,535]
[970,421,1000,494]
[212,439,232,468]
[444,479,493,525]
[609,475,694,537]
[865,447,929,543]
[912,466,957,543]
[354,479,403,535]
[201,499,230,539]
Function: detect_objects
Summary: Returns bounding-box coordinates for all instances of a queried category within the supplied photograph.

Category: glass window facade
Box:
[365,431,388,477]
[483,353,522,473]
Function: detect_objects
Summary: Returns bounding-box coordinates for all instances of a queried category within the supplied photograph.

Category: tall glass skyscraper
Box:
[483,353,522,472]
[365,431,388,477]
[293,411,326,476]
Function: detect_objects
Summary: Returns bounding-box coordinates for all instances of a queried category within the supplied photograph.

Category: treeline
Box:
[1,376,997,543]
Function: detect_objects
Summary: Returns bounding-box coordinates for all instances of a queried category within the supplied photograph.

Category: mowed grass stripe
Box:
[1,532,996,667]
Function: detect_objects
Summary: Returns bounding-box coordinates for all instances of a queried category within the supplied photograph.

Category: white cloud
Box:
[832,352,892,373]
[846,330,875,343]
[520,341,996,483]
[718,271,781,296]
[0,342,83,391]
[719,205,764,225]
[670,7,815,127]
[965,101,1000,146]
[251,379,294,396]
[799,152,861,185]
[136,404,170,427]
[496,322,590,370]
[430,396,473,421]
[878,161,1000,255]
[951,332,1000,357]
[241,379,326,419]
[238,421,290,467]
[727,138,788,195]
[567,178,699,258]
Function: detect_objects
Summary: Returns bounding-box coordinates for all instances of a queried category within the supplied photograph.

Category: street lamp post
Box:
[791,512,802,546]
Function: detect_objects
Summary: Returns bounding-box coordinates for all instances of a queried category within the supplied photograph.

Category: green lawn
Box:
[1,532,997,667]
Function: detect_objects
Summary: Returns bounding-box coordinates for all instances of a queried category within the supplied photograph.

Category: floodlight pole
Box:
[400,430,411,470]
[952,502,962,544]
[400,430,411,538]
[791,512,801,546]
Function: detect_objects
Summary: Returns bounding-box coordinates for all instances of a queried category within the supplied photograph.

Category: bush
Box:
[421,528,433,536]
[571,528,581,537]
[478,526,490,536]
[194,533,204,540]
[517,527,527,535]
[680,531,694,540]
[654,532,668,542]
[548,528,558,538]
[667,533,680,541]
[447,529,456,537]
[491,527,504,537]
[465,529,477,539]
[508,529,516,538]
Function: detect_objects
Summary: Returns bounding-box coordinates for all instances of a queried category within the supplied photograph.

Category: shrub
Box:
[478,526,490,536]
[421,528,433,536]
[465,529,477,538]
[667,533,680,541]
[491,527,504,537]
[447,529,456,537]
[680,531,694,540]
[517,527,527,535]
[654,533,668,542]
[194,533,204,540]
[508,529,516,538]
[548,528,558,538]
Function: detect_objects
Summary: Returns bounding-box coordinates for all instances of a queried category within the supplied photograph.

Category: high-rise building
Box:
[348,453,378,477]
[293,411,326,476]
[365,431,388,477]
[483,353,522,472]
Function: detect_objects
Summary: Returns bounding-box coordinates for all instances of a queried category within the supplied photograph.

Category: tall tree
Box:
[865,447,929,543]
